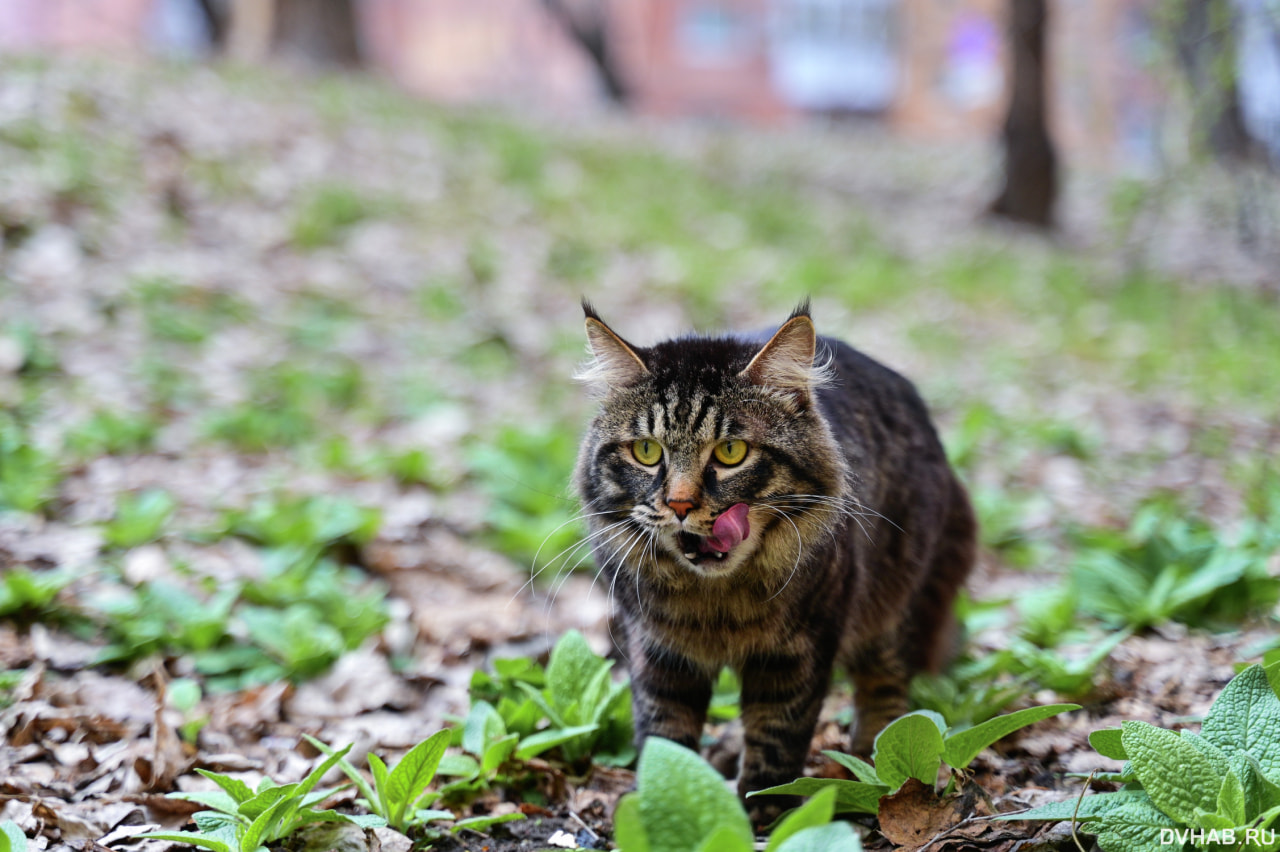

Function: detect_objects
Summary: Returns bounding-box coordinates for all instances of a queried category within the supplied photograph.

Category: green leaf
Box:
[136,833,232,852]
[613,793,650,852]
[635,738,752,852]
[195,769,256,806]
[1201,664,1280,777]
[411,809,456,824]
[751,778,889,815]
[169,790,243,815]
[821,751,881,784]
[481,733,520,774]
[773,823,864,852]
[1216,770,1247,827]
[942,704,1079,770]
[450,812,525,833]
[1090,728,1128,761]
[1092,796,1180,852]
[765,786,837,852]
[435,754,479,780]
[301,736,380,816]
[1122,720,1223,824]
[385,730,451,819]
[873,712,946,789]
[695,826,754,852]
[367,752,391,818]
[1,821,29,852]
[546,630,607,715]
[462,701,506,757]
[515,724,599,760]
[996,788,1152,823]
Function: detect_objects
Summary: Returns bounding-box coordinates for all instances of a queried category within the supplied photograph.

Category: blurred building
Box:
[1,0,1276,168]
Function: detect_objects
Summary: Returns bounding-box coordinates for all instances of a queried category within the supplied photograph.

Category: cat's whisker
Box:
[511,517,633,609]
[543,521,638,620]
[756,506,805,602]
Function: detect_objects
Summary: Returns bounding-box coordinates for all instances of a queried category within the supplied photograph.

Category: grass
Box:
[0,57,1277,712]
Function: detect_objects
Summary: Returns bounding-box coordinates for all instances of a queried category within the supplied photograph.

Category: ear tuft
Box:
[575,308,649,393]
[741,313,828,402]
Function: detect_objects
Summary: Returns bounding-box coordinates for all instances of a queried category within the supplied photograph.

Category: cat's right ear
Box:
[577,303,649,392]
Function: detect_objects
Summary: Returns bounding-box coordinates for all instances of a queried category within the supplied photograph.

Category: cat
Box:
[573,301,975,824]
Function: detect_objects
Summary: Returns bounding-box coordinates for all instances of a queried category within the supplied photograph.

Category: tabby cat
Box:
[573,302,975,823]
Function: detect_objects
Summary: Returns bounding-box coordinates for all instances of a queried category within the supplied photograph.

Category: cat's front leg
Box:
[629,640,713,753]
[738,645,833,827]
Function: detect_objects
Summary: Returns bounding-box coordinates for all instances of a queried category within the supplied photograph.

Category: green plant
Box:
[435,699,599,797]
[0,566,73,617]
[755,703,1079,815]
[292,184,371,249]
[62,409,157,458]
[512,629,633,766]
[103,489,176,548]
[306,731,458,832]
[222,493,381,550]
[467,425,584,568]
[0,415,60,514]
[0,670,24,709]
[1071,503,1280,630]
[1,821,28,852]
[613,738,862,851]
[142,746,384,852]
[1005,663,1280,852]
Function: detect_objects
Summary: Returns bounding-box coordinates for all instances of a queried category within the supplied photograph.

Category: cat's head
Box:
[574,303,849,582]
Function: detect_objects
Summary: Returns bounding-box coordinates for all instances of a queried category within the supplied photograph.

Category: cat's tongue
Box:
[703,503,751,554]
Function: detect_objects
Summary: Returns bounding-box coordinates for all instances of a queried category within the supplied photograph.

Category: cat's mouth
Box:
[676,503,751,564]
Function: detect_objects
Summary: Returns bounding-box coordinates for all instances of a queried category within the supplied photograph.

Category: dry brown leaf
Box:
[877,779,968,851]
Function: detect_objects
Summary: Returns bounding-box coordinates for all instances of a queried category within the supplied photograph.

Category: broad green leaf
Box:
[195,769,256,806]
[449,813,525,833]
[1232,752,1280,817]
[435,754,479,780]
[996,789,1152,824]
[822,751,880,784]
[1202,665,1280,777]
[1122,720,1223,824]
[462,701,506,757]
[515,681,565,728]
[235,784,295,820]
[411,809,455,824]
[366,752,391,818]
[481,733,520,774]
[765,786,837,852]
[695,826,753,852]
[547,630,605,716]
[942,704,1079,769]
[1,821,28,852]
[515,724,599,760]
[613,793,650,852]
[136,833,231,852]
[385,730,451,818]
[635,738,752,852]
[169,790,243,815]
[751,778,889,815]
[873,712,945,789]
[1090,728,1127,761]
[290,808,386,830]
[1179,731,1232,778]
[1216,771,1247,826]
[242,791,294,852]
[1093,796,1180,852]
[773,822,863,852]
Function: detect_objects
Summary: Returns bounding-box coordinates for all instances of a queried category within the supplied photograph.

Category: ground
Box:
[0,55,1278,852]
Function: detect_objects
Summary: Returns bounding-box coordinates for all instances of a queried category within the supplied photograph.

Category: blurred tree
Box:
[1172,0,1264,164]
[540,0,630,103]
[989,0,1058,227]
[194,0,361,67]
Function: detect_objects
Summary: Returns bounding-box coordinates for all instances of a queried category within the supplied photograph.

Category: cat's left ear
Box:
[742,311,821,406]
[577,304,650,392]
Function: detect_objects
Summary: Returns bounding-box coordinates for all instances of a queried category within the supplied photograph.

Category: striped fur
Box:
[574,303,975,825]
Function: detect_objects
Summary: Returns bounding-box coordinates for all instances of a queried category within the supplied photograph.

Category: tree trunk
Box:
[540,0,629,104]
[270,0,362,67]
[989,0,1058,227]
[1174,0,1260,163]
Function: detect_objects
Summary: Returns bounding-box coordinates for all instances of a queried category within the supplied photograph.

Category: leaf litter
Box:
[1,56,1278,852]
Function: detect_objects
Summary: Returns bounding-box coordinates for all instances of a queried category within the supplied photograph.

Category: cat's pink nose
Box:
[666,498,696,519]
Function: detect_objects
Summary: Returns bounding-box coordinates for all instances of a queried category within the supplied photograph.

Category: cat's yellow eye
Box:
[632,439,663,466]
[713,439,748,466]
